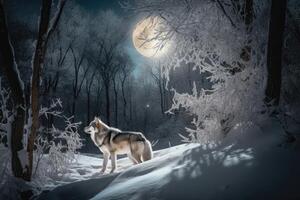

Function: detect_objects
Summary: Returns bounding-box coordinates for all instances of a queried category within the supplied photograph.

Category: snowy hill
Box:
[37,120,300,200]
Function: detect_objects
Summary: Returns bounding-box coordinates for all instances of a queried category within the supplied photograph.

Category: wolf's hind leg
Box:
[128,154,138,164]
[132,153,143,163]
[101,153,109,173]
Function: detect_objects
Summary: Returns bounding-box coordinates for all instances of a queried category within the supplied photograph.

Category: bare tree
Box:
[43,41,71,97]
[70,46,89,121]
[0,0,26,179]
[148,63,170,116]
[119,62,133,123]
[113,55,133,126]
[0,0,66,181]
[28,0,67,181]
[42,40,71,128]
[88,11,126,125]
[128,79,134,123]
[113,74,119,126]
[84,67,97,124]
[265,0,287,105]
[94,74,103,117]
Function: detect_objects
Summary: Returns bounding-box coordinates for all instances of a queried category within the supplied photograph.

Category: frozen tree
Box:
[0,81,82,192]
[0,0,67,181]
[0,1,26,179]
[29,0,67,181]
[34,103,83,180]
[128,0,270,143]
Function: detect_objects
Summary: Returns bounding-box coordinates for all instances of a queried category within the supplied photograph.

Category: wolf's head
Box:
[84,117,109,135]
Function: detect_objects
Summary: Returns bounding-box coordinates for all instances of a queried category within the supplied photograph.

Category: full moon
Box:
[132,16,170,58]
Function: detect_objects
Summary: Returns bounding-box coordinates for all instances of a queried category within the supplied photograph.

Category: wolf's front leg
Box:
[110,152,117,173]
[101,153,109,173]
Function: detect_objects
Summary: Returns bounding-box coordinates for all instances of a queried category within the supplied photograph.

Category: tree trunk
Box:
[187,63,193,93]
[95,80,102,116]
[0,1,26,179]
[240,0,253,62]
[105,83,111,125]
[72,96,77,119]
[129,84,133,122]
[85,71,96,124]
[87,91,91,124]
[113,78,118,127]
[27,0,52,181]
[244,0,253,28]
[158,82,165,115]
[162,77,169,111]
[121,75,127,122]
[265,0,287,105]
[151,66,165,116]
[27,0,66,181]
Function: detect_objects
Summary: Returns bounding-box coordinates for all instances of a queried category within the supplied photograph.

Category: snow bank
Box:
[37,119,300,200]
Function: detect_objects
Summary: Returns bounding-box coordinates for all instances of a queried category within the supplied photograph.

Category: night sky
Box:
[76,0,123,12]
[9,0,123,13]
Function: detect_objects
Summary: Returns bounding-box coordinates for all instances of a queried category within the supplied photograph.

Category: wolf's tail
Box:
[142,140,153,161]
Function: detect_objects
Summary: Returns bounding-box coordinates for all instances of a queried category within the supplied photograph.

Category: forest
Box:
[0,0,299,199]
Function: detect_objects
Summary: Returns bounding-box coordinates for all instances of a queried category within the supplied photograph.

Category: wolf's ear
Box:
[95,119,102,129]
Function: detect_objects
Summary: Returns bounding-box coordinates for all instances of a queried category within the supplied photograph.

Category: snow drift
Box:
[37,119,300,200]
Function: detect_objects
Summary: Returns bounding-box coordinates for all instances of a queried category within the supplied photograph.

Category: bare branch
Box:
[46,0,68,45]
[216,0,236,28]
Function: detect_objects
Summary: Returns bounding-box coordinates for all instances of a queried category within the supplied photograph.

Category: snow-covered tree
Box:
[128,0,270,143]
[0,1,26,179]
[0,0,68,181]
[0,83,82,194]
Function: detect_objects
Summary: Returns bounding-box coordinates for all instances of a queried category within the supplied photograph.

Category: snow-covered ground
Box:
[37,119,300,200]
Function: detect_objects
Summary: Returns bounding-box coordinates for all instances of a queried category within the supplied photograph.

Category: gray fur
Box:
[84,117,153,173]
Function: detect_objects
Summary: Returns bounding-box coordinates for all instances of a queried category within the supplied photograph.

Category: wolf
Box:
[84,117,153,173]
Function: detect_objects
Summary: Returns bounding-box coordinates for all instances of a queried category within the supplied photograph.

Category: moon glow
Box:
[132,16,170,58]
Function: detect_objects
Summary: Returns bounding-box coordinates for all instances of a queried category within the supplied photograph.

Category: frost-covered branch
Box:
[33,101,82,179]
[0,80,82,185]
[0,81,12,139]
[39,98,63,118]
[130,0,270,144]
[34,115,82,178]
